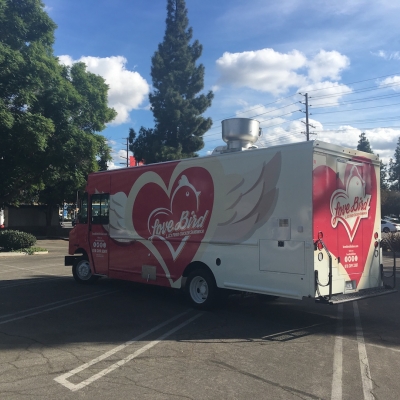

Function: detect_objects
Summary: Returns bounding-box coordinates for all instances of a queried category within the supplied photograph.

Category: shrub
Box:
[382,233,400,253]
[0,230,37,251]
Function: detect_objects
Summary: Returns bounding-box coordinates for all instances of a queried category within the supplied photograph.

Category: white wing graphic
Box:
[211,151,281,243]
[107,192,134,242]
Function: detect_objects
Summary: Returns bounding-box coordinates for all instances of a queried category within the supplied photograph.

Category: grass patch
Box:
[0,246,47,255]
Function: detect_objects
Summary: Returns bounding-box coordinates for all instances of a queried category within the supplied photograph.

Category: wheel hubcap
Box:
[190,276,208,304]
[78,261,91,279]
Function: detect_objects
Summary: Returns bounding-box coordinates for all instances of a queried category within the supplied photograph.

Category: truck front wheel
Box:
[72,259,98,284]
[186,269,217,310]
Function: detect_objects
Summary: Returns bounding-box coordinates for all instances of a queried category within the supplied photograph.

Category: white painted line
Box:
[54,312,202,392]
[353,302,374,400]
[0,290,118,325]
[0,263,64,274]
[261,323,325,340]
[342,336,400,353]
[331,304,343,400]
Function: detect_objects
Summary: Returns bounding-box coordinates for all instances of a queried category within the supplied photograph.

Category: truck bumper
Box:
[65,255,83,266]
[315,286,397,304]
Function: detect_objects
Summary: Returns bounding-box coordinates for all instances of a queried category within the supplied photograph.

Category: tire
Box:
[72,259,98,284]
[383,227,390,233]
[186,269,217,310]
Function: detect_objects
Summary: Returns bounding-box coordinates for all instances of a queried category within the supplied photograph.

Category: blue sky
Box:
[43,0,400,167]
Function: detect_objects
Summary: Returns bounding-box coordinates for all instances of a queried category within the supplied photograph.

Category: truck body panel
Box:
[67,139,392,304]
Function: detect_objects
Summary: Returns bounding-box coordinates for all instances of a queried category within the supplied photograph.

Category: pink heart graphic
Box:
[132,167,214,276]
[330,165,371,242]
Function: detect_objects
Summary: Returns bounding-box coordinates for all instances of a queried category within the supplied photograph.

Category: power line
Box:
[312,101,400,115]
[309,81,400,100]
[303,72,400,93]
[311,92,400,109]
[320,116,400,126]
[210,93,299,124]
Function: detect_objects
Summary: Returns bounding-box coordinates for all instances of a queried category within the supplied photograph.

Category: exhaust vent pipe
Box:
[213,118,261,154]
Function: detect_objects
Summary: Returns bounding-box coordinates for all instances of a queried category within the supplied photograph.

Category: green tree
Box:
[381,189,400,217]
[355,132,388,190]
[380,160,388,190]
[388,138,400,191]
[129,0,213,164]
[357,132,373,153]
[0,0,115,211]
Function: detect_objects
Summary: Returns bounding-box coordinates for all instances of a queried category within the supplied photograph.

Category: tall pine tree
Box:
[356,132,388,190]
[388,137,400,191]
[357,132,373,153]
[129,0,213,164]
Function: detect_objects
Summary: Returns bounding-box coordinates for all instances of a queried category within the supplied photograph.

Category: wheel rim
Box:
[383,228,389,233]
[77,260,92,280]
[189,276,208,304]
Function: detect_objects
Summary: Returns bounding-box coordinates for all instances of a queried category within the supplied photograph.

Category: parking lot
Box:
[1,239,399,399]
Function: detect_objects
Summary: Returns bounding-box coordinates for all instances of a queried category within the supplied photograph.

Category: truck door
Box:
[89,193,110,275]
[334,158,373,286]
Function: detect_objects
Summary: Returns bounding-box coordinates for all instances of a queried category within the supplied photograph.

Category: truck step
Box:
[315,286,397,305]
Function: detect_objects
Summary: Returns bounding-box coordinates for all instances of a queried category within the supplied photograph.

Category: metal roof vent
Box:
[213,118,261,154]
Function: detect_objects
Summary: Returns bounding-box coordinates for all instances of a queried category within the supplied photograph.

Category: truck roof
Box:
[90,139,380,178]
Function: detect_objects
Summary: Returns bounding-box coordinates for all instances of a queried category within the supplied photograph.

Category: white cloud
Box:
[307,50,350,82]
[372,50,400,61]
[235,102,300,130]
[105,140,129,169]
[298,81,353,107]
[379,75,400,91]
[216,48,350,97]
[302,123,399,164]
[58,55,150,125]
[216,48,307,95]
[248,118,399,165]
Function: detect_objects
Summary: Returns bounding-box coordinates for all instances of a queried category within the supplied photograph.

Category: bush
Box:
[0,230,37,251]
[382,233,400,253]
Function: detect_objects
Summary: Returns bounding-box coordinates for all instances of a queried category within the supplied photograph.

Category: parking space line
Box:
[353,302,374,400]
[261,323,325,340]
[331,304,343,400]
[54,312,202,392]
[0,263,64,274]
[341,337,400,353]
[0,290,118,325]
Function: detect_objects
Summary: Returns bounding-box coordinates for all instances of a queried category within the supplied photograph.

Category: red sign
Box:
[129,156,144,167]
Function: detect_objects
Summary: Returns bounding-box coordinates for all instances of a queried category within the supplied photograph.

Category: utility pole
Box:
[299,92,315,141]
[119,137,130,167]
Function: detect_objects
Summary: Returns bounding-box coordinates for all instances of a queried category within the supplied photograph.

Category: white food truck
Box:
[65,118,396,309]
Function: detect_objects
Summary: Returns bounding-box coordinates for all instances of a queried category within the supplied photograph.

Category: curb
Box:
[0,251,49,257]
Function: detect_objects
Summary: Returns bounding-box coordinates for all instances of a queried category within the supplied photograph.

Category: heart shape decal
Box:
[330,165,371,242]
[131,166,214,278]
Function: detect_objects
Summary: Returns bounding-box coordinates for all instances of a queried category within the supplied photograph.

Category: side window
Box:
[78,193,88,224]
[91,194,110,225]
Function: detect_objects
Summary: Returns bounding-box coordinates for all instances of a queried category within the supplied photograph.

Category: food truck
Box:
[65,118,396,309]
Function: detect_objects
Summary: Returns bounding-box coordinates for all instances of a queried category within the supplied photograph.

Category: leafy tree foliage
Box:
[380,160,388,190]
[129,0,213,164]
[388,137,400,191]
[357,132,373,154]
[0,0,116,209]
[381,189,400,217]
[355,132,389,190]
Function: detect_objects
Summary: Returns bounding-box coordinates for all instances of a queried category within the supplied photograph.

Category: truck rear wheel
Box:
[72,259,98,284]
[186,269,217,310]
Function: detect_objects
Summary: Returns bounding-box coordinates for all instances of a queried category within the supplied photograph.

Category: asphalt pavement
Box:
[0,239,399,399]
